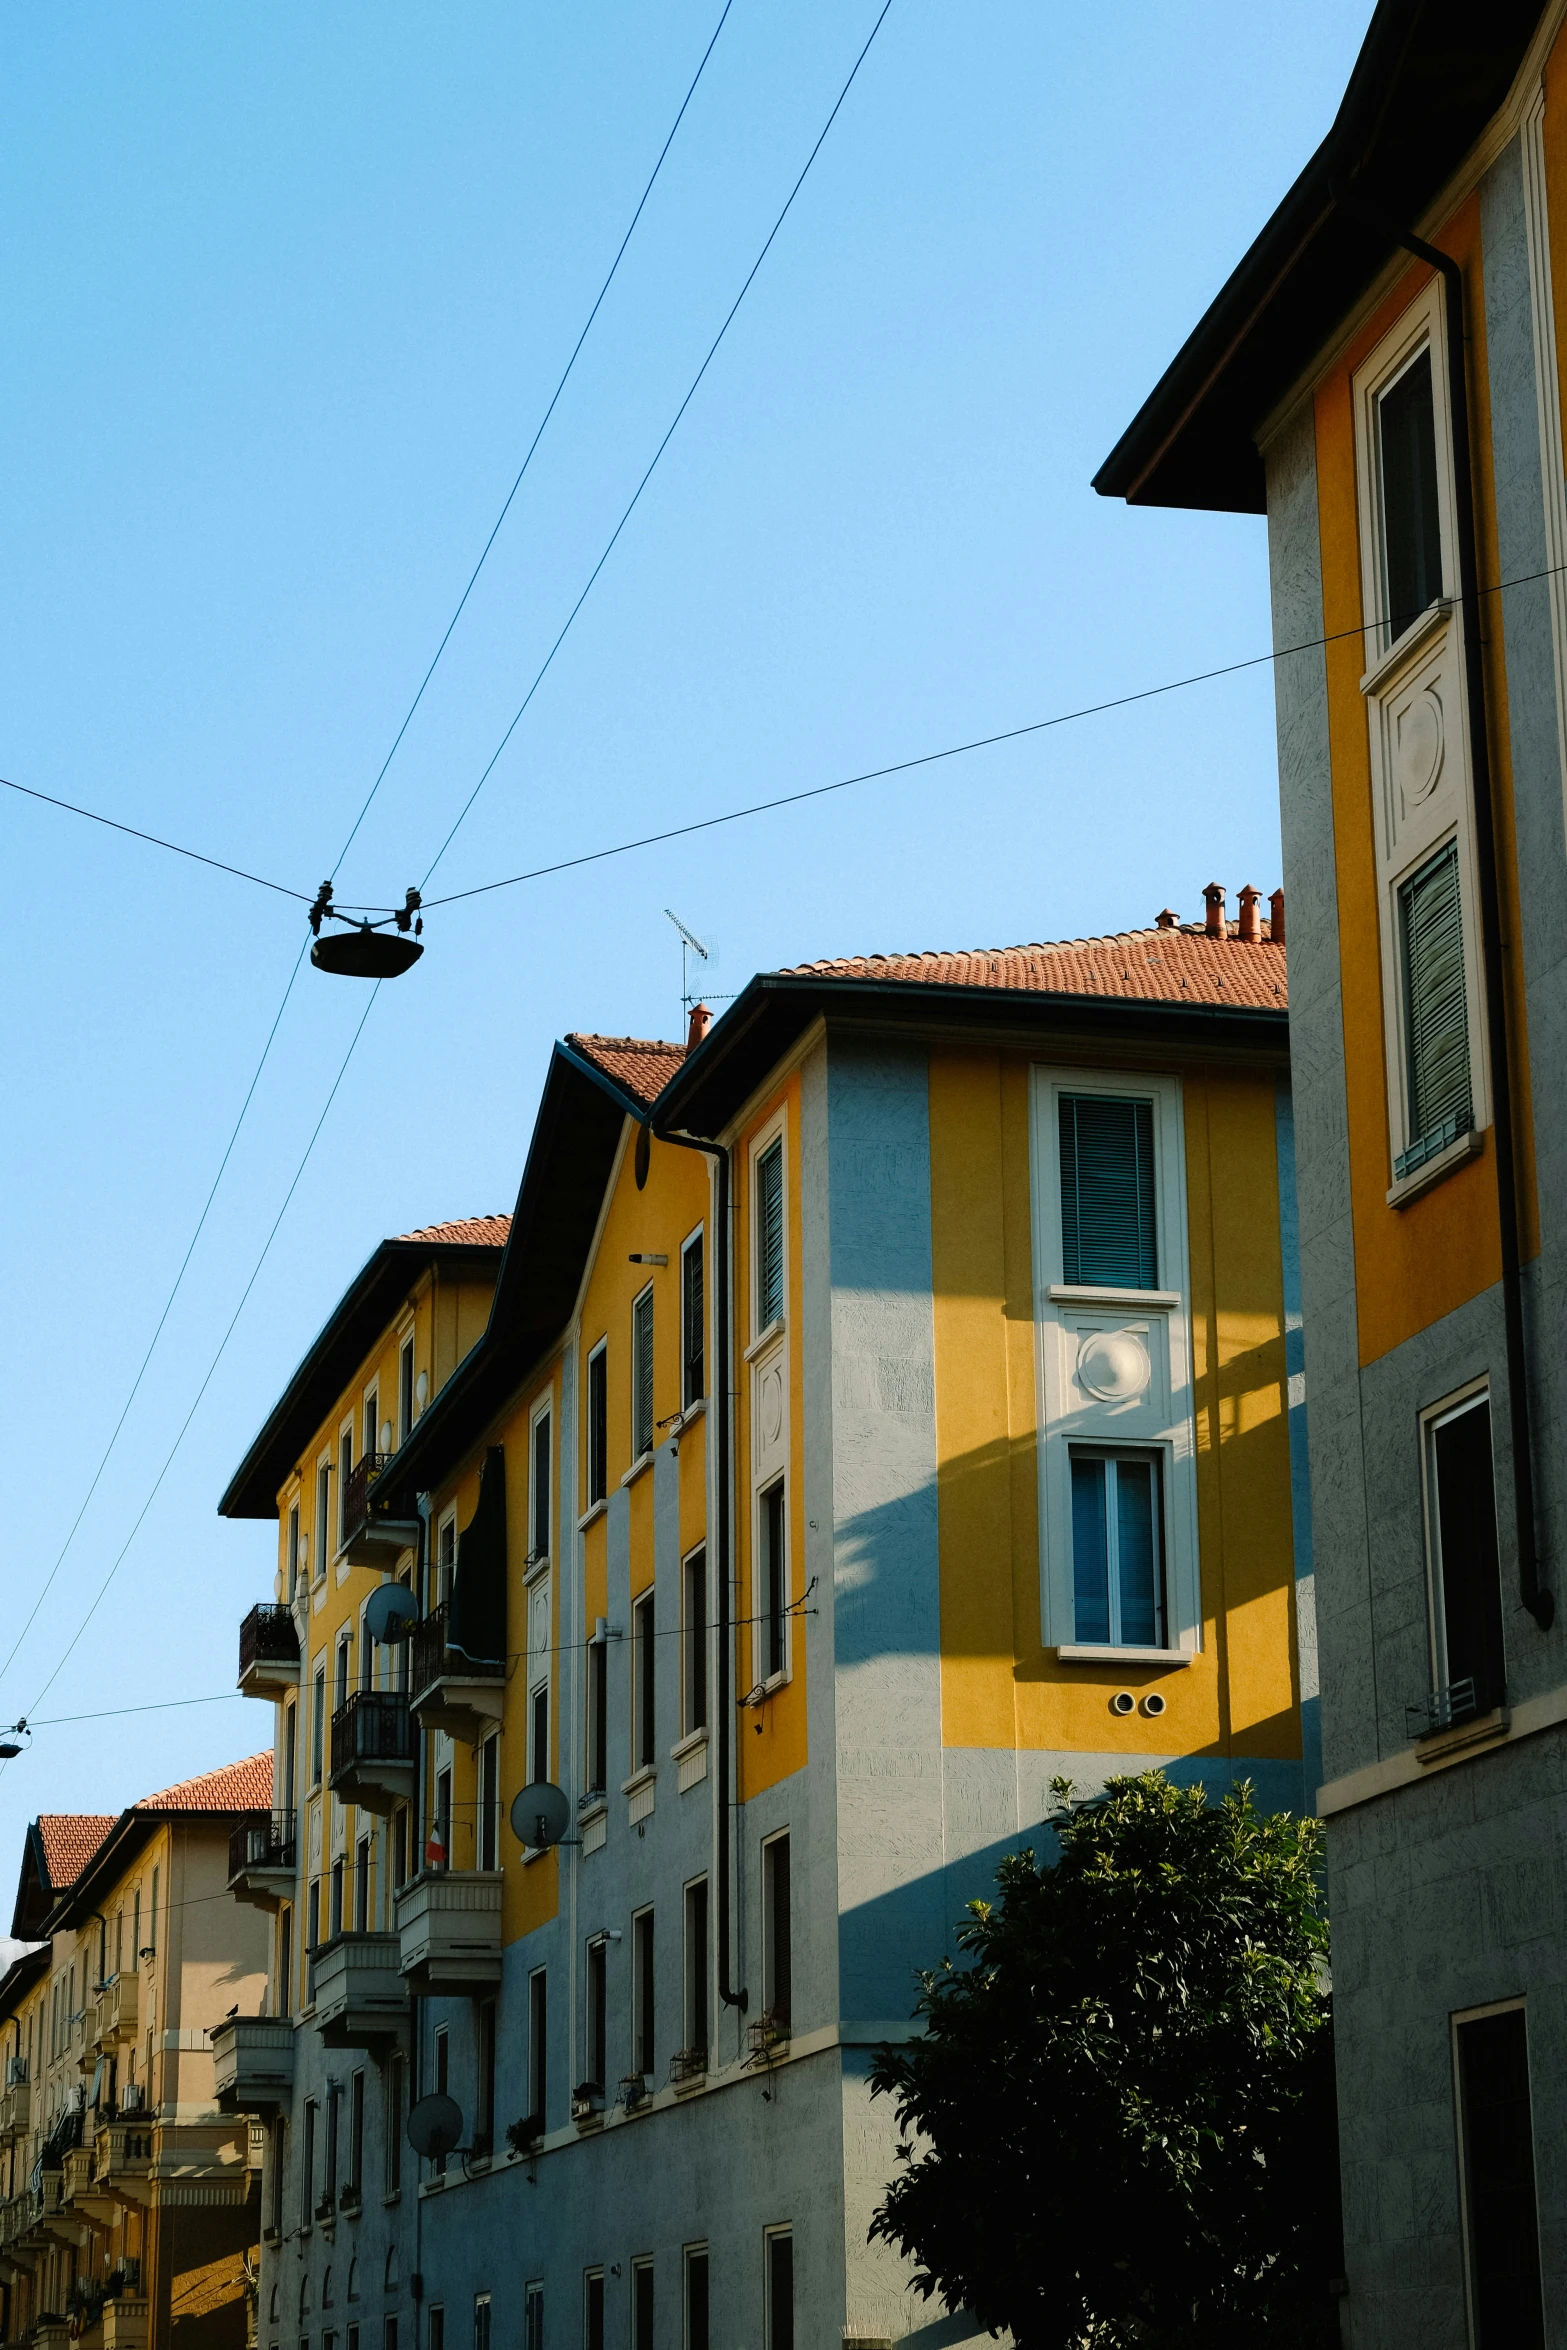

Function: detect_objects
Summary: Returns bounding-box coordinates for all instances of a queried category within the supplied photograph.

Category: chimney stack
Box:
[686,1002,713,1052]
[1155,908,1180,930]
[1269,888,1285,945]
[1203,882,1226,939]
[1237,885,1263,944]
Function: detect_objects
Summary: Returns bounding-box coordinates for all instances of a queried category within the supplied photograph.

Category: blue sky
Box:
[0,1,1374,1870]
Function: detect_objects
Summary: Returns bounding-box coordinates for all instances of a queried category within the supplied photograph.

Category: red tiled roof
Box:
[568,1033,687,1108]
[35,1817,116,1893]
[784,916,1286,1012]
[395,1216,511,1248]
[135,1753,274,1815]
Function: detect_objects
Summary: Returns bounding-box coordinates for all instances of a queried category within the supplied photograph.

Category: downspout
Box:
[1334,183,1553,1631]
[655,1124,747,2011]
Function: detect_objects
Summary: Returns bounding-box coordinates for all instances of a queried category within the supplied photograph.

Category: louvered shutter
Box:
[633,1289,655,1460]
[757,1141,784,1328]
[1058,1095,1157,1288]
[1397,841,1472,1176]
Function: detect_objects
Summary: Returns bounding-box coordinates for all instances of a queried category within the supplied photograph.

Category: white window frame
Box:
[680,1542,709,1739]
[1451,1995,1541,2350]
[1352,283,1490,1190]
[283,1485,302,1601]
[749,1113,788,1345]
[1029,1066,1200,1657]
[362,1382,381,1463]
[527,1389,553,1566]
[752,1477,790,1692]
[435,1507,458,1609]
[314,1452,333,1584]
[1418,1376,1493,1697]
[525,1554,551,1789]
[760,1829,790,2026]
[630,1905,655,2079]
[630,1283,655,1465]
[584,1338,608,1508]
[680,1223,705,1409]
[337,1420,354,1557]
[398,1327,416,1445]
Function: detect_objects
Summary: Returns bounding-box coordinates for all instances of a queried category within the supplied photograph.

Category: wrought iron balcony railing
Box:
[409,1601,505,1704]
[238,1603,300,1677]
[228,1811,297,1884]
[331,1692,415,1775]
[341,1452,395,1550]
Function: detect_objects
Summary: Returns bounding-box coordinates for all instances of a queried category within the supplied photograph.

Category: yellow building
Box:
[1097,1,1567,2338]
[219,905,1310,2350]
[0,1757,271,2350]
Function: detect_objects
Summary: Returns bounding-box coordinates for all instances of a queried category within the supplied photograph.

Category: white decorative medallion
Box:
[1074,1328,1152,1405]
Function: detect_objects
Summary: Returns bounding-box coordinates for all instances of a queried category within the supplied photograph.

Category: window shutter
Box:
[1058,1095,1157,1288]
[1398,841,1472,1176]
[757,1142,784,1328]
[633,1291,654,1460]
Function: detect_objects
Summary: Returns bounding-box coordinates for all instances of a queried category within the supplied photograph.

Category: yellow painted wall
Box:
[928,1049,1300,1764]
[1310,187,1538,1367]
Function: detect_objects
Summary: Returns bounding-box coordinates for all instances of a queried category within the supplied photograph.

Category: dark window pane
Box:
[686,2254,708,2350]
[1458,2010,1545,2350]
[1399,841,1471,1173]
[1379,348,1443,642]
[1115,1458,1159,1646]
[683,1239,705,1406]
[633,2268,653,2350]
[767,2236,793,2350]
[757,1143,784,1329]
[588,1351,607,1506]
[1071,1455,1110,1644]
[1432,1397,1504,1710]
[1059,1096,1157,1288]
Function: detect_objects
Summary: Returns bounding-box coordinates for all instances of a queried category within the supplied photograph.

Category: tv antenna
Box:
[664,908,711,1017]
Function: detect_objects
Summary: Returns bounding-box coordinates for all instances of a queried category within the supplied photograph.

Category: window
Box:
[326,2081,340,2198]
[631,1909,655,2079]
[399,1336,415,1445]
[301,2098,317,2222]
[683,1880,709,2062]
[330,1857,345,1942]
[428,2313,444,2350]
[632,2263,653,2350]
[633,1590,656,1770]
[528,1574,551,1788]
[278,1908,293,2019]
[363,1388,379,1462]
[532,1409,551,1561]
[632,1287,655,1462]
[336,1631,352,1717]
[587,1636,608,1796]
[762,1835,791,2029]
[1424,1391,1505,1720]
[683,1548,708,1734]
[149,1868,159,1954]
[1455,2007,1544,2348]
[317,1461,331,1573]
[760,1484,787,1680]
[312,1666,326,1787]
[585,1941,607,2091]
[287,1503,301,1600]
[1059,1093,1156,1289]
[1377,345,1443,645]
[354,1838,370,1934]
[384,2054,403,2196]
[527,1968,547,2130]
[583,2273,604,2350]
[587,1343,607,1506]
[1397,840,1473,1176]
[681,1231,705,1407]
[433,2029,449,2177]
[523,2284,543,2350]
[478,1737,499,1871]
[348,2071,364,2196]
[764,2232,793,2350]
[434,1768,452,1870]
[684,2250,709,2350]
[338,1428,352,1549]
[1069,1449,1164,1648]
[472,2299,490,2350]
[384,2323,398,2350]
[271,2116,286,2232]
[391,1809,408,1895]
[755,1138,784,1331]
[436,1513,456,1608]
[475,2001,496,2150]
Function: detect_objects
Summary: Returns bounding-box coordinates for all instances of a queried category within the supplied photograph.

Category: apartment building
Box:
[0,1757,271,2350]
[1098,2,1567,2341]
[216,900,1314,2350]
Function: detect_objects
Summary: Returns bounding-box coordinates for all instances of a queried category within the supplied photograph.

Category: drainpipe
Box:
[1333,183,1553,1632]
[653,1123,747,2013]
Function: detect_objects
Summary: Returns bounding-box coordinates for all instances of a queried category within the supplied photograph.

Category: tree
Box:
[868,1772,1339,2349]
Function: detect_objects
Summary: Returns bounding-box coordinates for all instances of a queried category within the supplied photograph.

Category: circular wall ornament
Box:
[1395,687,1444,805]
[1075,1328,1151,1403]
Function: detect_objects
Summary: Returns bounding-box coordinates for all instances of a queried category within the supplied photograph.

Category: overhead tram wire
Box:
[328,0,736,882]
[415,0,898,896]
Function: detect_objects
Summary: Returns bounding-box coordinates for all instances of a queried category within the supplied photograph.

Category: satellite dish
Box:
[406,2094,463,2161]
[365,1585,419,1644]
[510,1782,570,1849]
[312,929,424,979]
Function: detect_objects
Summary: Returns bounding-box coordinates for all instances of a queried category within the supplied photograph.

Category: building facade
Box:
[217,906,1314,2350]
[1099,4,1567,2344]
[0,1758,272,2350]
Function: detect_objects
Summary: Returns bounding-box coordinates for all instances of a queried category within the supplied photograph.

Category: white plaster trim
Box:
[1047,1284,1181,1310]
[1317,1679,1567,1816]
[743,1319,785,1364]
[1358,596,1453,694]
[576,1498,607,1532]
[1054,1644,1195,1666]
[1385,1124,1483,1207]
[620,1765,656,1796]
[620,1453,653,1490]
[669,1728,708,1762]
[1521,81,1567,849]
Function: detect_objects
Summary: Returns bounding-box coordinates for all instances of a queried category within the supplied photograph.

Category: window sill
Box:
[620,1454,653,1490]
[677,1395,707,1425]
[1054,1644,1195,1666]
[576,1498,607,1532]
[1359,595,1451,696]
[744,1319,785,1364]
[1386,1125,1483,1208]
[1047,1284,1180,1311]
[1415,1706,1509,1765]
[382,2190,401,2208]
[523,1551,551,1589]
[670,1728,708,1763]
[620,1765,657,1797]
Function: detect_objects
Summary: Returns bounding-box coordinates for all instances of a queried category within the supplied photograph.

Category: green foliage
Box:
[868,1772,1339,2350]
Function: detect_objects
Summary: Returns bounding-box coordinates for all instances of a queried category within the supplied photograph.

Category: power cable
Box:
[330,0,736,885]
[416,0,897,894]
[0,772,308,900]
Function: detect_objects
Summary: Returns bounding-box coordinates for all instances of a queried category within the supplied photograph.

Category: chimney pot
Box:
[1269,887,1286,945]
[685,1002,713,1052]
[1202,882,1226,939]
[1237,884,1263,944]
[1155,908,1180,930]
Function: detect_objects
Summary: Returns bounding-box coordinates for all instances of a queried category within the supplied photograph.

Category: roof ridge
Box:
[134,1751,274,1813]
[567,1030,686,1054]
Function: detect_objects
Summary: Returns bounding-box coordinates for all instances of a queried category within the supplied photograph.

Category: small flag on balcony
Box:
[425,1822,446,1870]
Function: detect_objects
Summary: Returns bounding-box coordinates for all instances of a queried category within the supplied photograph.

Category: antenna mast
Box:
[664,908,711,1019]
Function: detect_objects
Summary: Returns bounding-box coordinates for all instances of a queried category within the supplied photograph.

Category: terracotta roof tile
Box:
[134,1752,274,1815]
[784,917,1286,1012]
[395,1215,511,1247]
[568,1033,687,1108]
[35,1817,116,1893]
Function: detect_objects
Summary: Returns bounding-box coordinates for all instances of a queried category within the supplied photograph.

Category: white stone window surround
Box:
[1028,1065,1202,1659]
[1351,281,1492,1188]
[747,1105,792,1694]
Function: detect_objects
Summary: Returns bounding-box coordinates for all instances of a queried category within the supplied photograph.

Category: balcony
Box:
[394,1870,503,1998]
[341,1453,420,1569]
[408,1602,505,1745]
[238,1604,301,1702]
[228,1812,297,1912]
[94,1972,138,2049]
[311,1932,409,2050]
[211,2017,295,2119]
[329,1692,415,1815]
[0,2076,29,2141]
[101,2298,150,2350]
[91,2119,154,2208]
